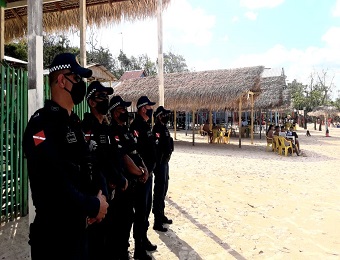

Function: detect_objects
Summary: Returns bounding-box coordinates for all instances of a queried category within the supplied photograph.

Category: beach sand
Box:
[1,124,340,259]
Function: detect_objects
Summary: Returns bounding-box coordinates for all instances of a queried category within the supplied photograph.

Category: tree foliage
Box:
[288,69,336,112]
[163,51,189,73]
[4,34,189,80]
[4,40,28,61]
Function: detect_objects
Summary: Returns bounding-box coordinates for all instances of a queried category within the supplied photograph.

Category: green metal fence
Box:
[1,67,90,224]
[1,64,28,222]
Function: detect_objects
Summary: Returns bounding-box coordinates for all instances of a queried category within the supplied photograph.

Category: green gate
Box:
[1,64,28,222]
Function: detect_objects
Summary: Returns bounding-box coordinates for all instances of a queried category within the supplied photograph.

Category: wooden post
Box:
[250,92,254,144]
[238,97,242,148]
[79,0,87,68]
[157,0,164,106]
[0,6,4,61]
[192,110,195,146]
[174,109,177,140]
[28,0,44,225]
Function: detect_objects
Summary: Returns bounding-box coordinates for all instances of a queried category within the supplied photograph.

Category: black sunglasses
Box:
[63,72,82,83]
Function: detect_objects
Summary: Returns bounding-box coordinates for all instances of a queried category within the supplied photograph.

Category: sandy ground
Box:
[1,124,340,260]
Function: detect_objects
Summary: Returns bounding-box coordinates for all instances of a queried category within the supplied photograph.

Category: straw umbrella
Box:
[3,0,171,42]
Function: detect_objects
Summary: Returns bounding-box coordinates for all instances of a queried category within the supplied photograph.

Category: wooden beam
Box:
[5,0,63,9]
[0,7,4,61]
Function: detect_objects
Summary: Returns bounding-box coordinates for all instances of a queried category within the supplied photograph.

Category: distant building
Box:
[119,70,146,81]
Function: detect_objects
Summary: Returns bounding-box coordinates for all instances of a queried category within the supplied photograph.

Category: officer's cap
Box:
[48,53,92,78]
[109,95,131,111]
[86,81,113,100]
[136,96,156,109]
[154,106,171,118]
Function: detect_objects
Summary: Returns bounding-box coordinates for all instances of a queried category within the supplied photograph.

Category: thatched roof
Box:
[4,0,170,43]
[114,66,265,111]
[308,106,340,117]
[253,76,287,110]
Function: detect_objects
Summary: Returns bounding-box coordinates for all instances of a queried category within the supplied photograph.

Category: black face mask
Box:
[64,80,86,105]
[118,111,129,122]
[96,100,109,115]
[146,109,153,119]
[161,115,169,124]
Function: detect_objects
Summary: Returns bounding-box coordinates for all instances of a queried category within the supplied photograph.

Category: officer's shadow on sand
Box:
[151,198,246,260]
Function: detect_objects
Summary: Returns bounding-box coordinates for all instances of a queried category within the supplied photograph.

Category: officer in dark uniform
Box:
[130,96,157,260]
[152,106,174,232]
[22,53,109,260]
[81,81,127,260]
[107,95,149,260]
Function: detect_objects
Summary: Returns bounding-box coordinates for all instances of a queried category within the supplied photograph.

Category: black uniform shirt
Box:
[153,121,174,163]
[22,100,99,231]
[109,120,144,179]
[81,112,125,191]
[129,114,156,173]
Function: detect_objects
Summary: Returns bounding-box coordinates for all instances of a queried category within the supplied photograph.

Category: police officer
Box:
[22,53,109,260]
[107,95,149,260]
[81,81,128,260]
[130,96,157,259]
[152,106,174,232]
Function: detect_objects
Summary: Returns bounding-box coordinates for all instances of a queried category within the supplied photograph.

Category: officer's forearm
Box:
[123,154,143,176]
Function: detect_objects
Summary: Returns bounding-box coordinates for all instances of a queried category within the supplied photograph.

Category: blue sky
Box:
[72,0,340,100]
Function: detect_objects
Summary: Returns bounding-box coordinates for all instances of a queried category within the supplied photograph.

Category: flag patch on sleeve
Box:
[133,130,139,137]
[33,130,46,146]
[156,133,160,138]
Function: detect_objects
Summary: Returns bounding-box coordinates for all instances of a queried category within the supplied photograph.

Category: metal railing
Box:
[1,64,29,222]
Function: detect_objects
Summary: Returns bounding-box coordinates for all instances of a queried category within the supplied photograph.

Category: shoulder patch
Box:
[33,130,46,146]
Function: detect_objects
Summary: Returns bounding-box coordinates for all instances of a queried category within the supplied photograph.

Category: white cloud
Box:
[332,0,340,16]
[322,27,340,47]
[163,0,215,46]
[244,11,258,20]
[232,16,239,23]
[240,0,285,9]
[222,35,229,43]
[227,43,340,99]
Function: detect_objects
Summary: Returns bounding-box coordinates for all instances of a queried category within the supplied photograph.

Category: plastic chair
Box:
[212,129,220,143]
[273,136,281,155]
[278,136,294,156]
[266,136,274,152]
[220,129,231,144]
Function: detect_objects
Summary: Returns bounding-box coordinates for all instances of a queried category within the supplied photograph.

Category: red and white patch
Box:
[114,135,120,142]
[156,133,160,138]
[133,130,139,137]
[33,130,46,146]
[84,131,93,142]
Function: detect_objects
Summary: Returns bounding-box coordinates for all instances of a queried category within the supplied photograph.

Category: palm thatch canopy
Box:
[4,0,170,43]
[253,76,287,110]
[114,66,265,111]
[308,105,340,117]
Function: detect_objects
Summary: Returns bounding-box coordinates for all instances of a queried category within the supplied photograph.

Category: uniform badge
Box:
[99,135,107,144]
[133,130,139,137]
[66,132,77,143]
[33,130,46,146]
